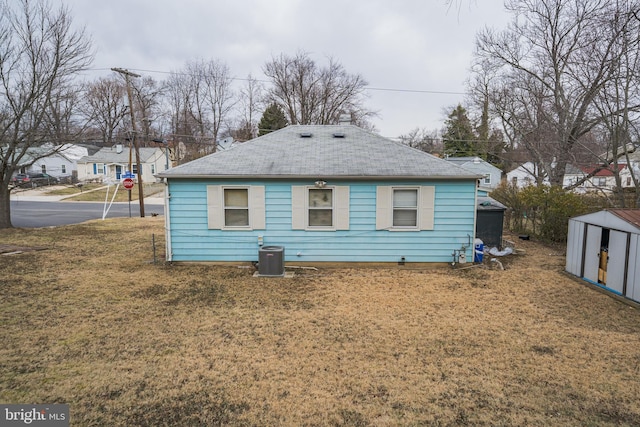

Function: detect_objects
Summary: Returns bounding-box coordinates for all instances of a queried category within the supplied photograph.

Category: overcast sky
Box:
[61,0,511,139]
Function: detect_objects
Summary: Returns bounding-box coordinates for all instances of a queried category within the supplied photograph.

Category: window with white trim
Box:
[393,189,418,228]
[376,186,435,231]
[308,188,333,227]
[291,186,350,231]
[483,174,491,185]
[224,188,249,227]
[206,185,265,230]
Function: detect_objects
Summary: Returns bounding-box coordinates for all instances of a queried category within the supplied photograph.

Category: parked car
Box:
[27,173,60,187]
[10,174,31,187]
[10,173,59,188]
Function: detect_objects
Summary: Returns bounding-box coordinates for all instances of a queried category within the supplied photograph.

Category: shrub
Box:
[492,182,592,243]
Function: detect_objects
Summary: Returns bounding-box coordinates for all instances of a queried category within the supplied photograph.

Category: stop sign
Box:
[122,177,135,190]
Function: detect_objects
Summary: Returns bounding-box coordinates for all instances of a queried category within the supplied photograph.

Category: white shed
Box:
[566,209,640,302]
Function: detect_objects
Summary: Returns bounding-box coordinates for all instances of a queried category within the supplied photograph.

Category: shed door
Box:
[583,225,602,283]
[607,230,628,295]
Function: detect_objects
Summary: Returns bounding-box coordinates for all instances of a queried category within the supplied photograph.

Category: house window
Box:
[97,163,104,174]
[133,164,140,176]
[627,177,632,186]
[393,189,418,227]
[224,188,249,227]
[483,174,491,185]
[61,165,66,174]
[308,189,333,227]
[151,164,156,174]
[376,186,435,231]
[206,185,265,230]
[41,165,46,173]
[291,186,350,230]
[596,177,606,187]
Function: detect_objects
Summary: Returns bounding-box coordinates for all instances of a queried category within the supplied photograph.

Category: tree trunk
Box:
[0,185,12,228]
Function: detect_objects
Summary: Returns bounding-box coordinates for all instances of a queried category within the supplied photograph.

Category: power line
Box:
[82,67,466,96]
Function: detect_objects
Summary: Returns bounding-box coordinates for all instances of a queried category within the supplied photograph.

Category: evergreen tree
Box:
[443,104,477,157]
[258,103,288,136]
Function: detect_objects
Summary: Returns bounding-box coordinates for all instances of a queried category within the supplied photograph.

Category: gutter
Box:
[156,174,483,181]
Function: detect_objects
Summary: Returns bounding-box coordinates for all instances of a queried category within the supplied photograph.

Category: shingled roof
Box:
[159,125,480,180]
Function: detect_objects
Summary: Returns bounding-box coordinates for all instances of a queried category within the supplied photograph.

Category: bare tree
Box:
[163,59,235,158]
[232,74,264,141]
[80,76,128,145]
[474,0,640,186]
[201,59,235,152]
[592,1,640,206]
[131,76,163,145]
[398,128,443,155]
[263,51,374,126]
[0,0,93,228]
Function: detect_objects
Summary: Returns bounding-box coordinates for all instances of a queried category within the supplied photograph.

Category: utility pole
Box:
[112,67,145,217]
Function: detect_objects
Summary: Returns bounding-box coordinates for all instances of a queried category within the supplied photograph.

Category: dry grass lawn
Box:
[1,218,640,426]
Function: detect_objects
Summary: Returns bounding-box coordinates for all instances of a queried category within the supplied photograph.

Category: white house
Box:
[14,144,89,182]
[76,145,169,183]
[506,162,550,188]
[445,157,503,191]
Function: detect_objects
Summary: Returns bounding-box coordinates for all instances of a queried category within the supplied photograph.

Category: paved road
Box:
[10,200,164,228]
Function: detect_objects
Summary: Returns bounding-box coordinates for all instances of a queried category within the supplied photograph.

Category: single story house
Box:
[13,144,89,182]
[158,124,482,264]
[506,162,550,188]
[77,145,168,183]
[445,156,503,191]
[566,209,640,303]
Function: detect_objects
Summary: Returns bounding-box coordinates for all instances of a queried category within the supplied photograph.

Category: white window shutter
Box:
[419,186,435,230]
[207,185,223,229]
[250,186,266,230]
[376,186,392,230]
[291,186,305,230]
[335,186,350,230]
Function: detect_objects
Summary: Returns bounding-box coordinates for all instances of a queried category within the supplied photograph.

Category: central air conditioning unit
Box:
[258,246,285,276]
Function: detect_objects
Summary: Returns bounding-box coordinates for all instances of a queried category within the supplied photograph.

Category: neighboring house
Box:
[77,145,169,183]
[445,156,503,191]
[13,144,89,182]
[614,151,640,188]
[506,162,550,188]
[564,164,629,193]
[158,124,482,264]
[562,164,586,190]
[580,165,627,192]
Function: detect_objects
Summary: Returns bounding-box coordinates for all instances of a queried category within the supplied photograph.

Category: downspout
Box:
[473,178,479,256]
[164,181,173,261]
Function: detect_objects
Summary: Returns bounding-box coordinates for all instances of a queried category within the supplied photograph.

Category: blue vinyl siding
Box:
[167,179,477,263]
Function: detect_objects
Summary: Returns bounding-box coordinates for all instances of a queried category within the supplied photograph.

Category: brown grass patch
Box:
[1,221,640,426]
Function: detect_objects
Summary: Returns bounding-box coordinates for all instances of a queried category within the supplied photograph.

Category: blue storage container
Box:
[474,238,484,263]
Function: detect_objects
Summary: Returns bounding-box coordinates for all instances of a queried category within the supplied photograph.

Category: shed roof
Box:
[159,125,481,180]
[610,209,640,228]
[477,196,507,211]
[570,209,640,234]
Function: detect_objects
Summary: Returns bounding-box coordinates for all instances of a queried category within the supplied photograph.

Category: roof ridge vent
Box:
[299,132,312,138]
